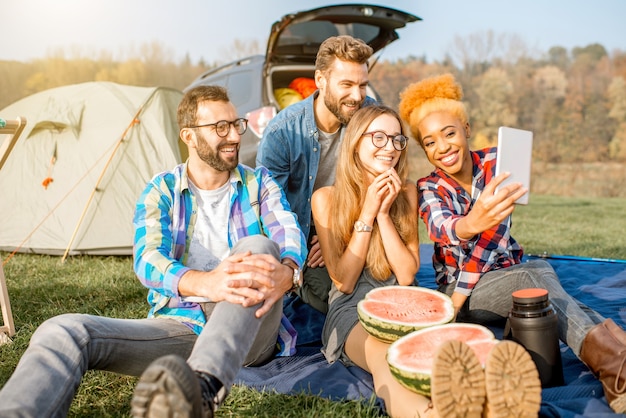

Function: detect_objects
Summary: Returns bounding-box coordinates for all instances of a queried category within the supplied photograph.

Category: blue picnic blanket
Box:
[235,245,626,417]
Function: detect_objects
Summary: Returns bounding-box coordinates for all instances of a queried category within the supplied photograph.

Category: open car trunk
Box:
[266,64,381,110]
[263,4,419,109]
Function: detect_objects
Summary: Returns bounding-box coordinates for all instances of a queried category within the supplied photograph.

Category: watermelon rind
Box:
[386,323,497,396]
[357,286,454,343]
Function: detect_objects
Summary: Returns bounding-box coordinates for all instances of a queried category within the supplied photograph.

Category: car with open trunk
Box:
[185,3,420,166]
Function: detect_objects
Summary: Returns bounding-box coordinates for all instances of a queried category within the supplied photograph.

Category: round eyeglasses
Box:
[189,118,248,138]
[362,131,407,151]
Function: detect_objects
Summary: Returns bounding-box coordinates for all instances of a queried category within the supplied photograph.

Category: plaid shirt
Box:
[418,147,523,296]
[133,162,306,355]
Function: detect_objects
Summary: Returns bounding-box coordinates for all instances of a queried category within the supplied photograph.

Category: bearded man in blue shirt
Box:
[257,35,376,314]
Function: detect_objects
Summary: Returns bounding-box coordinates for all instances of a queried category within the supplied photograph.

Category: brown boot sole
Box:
[431,339,486,418]
[484,340,542,418]
[131,354,208,418]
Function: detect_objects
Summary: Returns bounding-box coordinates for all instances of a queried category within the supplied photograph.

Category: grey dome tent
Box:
[0,81,185,258]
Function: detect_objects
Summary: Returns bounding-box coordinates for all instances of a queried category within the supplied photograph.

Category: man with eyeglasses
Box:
[257,35,375,316]
[0,85,306,418]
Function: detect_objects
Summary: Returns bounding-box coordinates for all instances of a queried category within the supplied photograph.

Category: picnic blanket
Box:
[235,245,626,417]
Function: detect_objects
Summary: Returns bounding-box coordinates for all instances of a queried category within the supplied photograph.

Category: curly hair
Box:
[398,73,468,147]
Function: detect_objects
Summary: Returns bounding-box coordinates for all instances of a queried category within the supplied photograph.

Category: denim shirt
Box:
[257,91,376,240]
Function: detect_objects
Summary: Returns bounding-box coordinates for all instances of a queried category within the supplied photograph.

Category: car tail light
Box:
[246,106,277,138]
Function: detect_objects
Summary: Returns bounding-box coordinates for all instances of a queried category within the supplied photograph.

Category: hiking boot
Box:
[131,354,218,418]
[484,340,542,418]
[431,339,486,418]
[580,318,626,413]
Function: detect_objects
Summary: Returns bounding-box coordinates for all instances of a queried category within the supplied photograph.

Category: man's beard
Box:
[324,88,363,125]
[196,133,239,172]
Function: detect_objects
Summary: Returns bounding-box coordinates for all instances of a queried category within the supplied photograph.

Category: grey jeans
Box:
[0,235,282,418]
[441,259,604,356]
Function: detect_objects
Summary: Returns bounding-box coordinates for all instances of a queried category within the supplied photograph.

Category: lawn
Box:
[1,194,625,417]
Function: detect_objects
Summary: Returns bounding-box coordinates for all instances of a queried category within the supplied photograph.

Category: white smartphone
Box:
[494,127,533,205]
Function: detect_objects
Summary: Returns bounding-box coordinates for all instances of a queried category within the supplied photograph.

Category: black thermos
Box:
[504,288,564,388]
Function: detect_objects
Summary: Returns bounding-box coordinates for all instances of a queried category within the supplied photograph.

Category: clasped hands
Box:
[360,168,402,223]
[180,251,293,318]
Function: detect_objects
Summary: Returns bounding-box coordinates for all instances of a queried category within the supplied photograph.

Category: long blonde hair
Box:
[327,105,417,280]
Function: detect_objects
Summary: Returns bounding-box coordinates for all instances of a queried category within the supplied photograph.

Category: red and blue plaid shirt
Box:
[418,147,523,296]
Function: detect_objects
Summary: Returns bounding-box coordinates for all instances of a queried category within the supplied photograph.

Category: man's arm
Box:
[241,166,307,317]
[256,124,290,192]
[133,175,190,298]
[256,166,307,268]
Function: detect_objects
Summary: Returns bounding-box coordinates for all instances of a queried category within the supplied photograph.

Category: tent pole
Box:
[61,108,144,263]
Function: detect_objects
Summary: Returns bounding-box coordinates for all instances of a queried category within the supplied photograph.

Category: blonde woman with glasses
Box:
[311,104,431,417]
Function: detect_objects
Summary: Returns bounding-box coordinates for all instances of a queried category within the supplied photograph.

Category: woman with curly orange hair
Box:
[399,73,626,415]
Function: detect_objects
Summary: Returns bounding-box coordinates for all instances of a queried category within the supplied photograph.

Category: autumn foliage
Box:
[1,39,625,168]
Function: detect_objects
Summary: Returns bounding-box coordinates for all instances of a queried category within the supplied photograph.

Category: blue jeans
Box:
[0,235,282,418]
[441,259,604,357]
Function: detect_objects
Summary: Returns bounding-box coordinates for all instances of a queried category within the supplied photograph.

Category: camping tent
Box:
[0,81,185,257]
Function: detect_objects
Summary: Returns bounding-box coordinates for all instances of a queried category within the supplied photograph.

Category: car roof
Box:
[265,3,420,66]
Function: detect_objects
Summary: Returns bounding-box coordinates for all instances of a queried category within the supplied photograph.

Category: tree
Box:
[608,76,626,160]
[534,66,568,101]
[562,45,614,162]
[530,66,568,162]
[547,46,570,70]
[217,39,262,64]
[449,30,531,74]
[572,43,608,62]
[608,76,626,122]
[368,57,448,109]
[470,67,517,147]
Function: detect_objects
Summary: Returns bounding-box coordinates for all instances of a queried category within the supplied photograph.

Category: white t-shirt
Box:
[182,178,231,302]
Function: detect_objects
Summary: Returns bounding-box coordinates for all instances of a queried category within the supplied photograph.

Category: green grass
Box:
[418,194,626,260]
[1,195,625,417]
[511,194,626,260]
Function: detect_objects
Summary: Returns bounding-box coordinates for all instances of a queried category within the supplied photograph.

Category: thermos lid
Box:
[512,288,549,304]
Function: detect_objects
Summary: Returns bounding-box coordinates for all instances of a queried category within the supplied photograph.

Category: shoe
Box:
[131,354,216,418]
[430,339,486,418]
[484,340,542,418]
[580,318,626,413]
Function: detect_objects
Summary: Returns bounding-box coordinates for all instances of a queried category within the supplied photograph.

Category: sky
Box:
[2,0,624,65]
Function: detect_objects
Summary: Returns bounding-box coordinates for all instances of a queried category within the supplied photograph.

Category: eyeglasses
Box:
[362,131,407,151]
[189,118,248,138]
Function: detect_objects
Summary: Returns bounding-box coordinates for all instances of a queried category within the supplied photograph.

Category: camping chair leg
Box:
[1,116,24,344]
[0,262,15,344]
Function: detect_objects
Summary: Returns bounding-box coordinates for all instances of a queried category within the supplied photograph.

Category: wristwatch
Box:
[290,268,302,292]
[354,220,373,232]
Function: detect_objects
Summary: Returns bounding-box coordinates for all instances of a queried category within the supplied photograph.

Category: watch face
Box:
[355,220,371,232]
[293,268,302,287]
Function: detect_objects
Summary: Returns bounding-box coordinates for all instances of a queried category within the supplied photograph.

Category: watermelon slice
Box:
[386,323,498,396]
[357,286,454,343]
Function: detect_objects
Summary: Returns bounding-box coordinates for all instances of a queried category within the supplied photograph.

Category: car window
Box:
[224,71,253,109]
[276,21,380,52]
